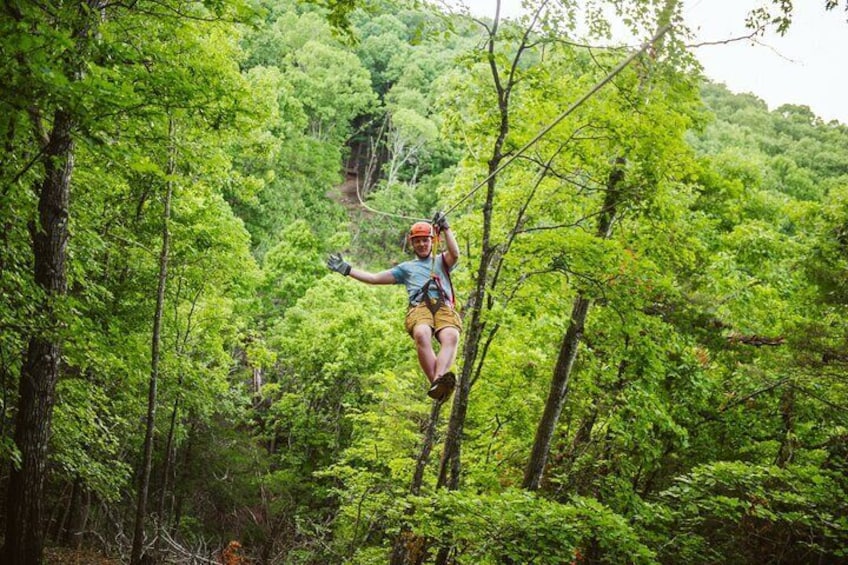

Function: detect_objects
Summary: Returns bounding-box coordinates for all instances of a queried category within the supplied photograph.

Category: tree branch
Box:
[726,332,786,347]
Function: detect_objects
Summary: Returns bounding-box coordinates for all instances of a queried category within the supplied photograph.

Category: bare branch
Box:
[708,378,790,419]
[517,206,610,234]
[791,384,848,416]
[684,30,760,49]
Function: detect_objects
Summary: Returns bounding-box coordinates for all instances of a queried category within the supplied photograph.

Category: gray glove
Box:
[327,253,351,276]
[433,211,450,231]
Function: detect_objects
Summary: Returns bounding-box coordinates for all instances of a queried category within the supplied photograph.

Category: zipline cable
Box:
[354,174,422,222]
[442,23,673,216]
[352,23,673,223]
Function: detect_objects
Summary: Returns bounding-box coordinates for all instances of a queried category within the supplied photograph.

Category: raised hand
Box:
[326,253,351,276]
[432,211,450,231]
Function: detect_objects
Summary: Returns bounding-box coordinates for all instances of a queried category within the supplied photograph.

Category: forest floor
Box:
[337,174,360,205]
[324,166,361,211]
[44,546,121,564]
[332,171,376,216]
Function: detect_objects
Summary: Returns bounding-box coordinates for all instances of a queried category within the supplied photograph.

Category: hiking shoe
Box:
[427,371,456,401]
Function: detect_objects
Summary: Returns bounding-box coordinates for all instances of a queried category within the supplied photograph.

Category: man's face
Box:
[411,236,432,258]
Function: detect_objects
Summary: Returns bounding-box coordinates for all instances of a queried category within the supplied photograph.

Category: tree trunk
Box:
[61,476,85,549]
[436,20,511,489]
[130,118,176,565]
[546,399,599,492]
[252,366,263,396]
[410,401,444,496]
[522,296,591,490]
[522,159,625,491]
[171,418,197,538]
[156,289,201,539]
[154,392,180,554]
[520,0,678,491]
[2,108,74,565]
[434,0,582,493]
[390,400,443,565]
[436,191,498,491]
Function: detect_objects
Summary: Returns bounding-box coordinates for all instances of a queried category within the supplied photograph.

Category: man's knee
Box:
[412,324,433,345]
[436,327,459,347]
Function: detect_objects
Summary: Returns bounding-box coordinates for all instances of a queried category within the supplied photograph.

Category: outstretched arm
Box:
[327,253,396,284]
[349,267,396,285]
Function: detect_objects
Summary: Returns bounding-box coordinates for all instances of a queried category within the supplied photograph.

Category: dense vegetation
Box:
[1,0,846,563]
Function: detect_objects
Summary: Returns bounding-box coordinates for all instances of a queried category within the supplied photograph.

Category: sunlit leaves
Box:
[655,462,848,562]
[410,490,657,564]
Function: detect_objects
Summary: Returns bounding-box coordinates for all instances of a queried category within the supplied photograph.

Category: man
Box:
[326,213,461,401]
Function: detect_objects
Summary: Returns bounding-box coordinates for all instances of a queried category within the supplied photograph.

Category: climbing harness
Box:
[413,275,452,314]
[408,226,457,314]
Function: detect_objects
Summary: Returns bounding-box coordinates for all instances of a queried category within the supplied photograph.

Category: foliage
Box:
[408,490,657,564]
[653,462,848,564]
[2,1,848,563]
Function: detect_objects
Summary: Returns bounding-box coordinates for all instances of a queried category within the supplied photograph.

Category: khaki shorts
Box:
[405,303,462,336]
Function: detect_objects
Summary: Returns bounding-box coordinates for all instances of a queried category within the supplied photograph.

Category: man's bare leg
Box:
[434,327,460,379]
[412,324,437,383]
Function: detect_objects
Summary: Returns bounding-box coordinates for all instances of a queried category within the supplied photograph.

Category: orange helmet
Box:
[408,221,433,240]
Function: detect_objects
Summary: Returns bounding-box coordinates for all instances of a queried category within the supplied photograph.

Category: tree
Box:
[4,0,848,561]
[1,2,100,561]
[524,0,683,491]
[130,118,175,565]
[1,0,263,561]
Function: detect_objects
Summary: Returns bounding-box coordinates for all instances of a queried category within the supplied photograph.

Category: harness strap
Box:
[438,254,456,308]
[430,272,452,308]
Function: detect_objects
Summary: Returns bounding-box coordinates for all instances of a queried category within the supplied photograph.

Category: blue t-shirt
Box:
[391,253,455,305]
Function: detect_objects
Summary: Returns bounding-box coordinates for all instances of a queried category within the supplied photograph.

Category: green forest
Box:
[1,0,847,563]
